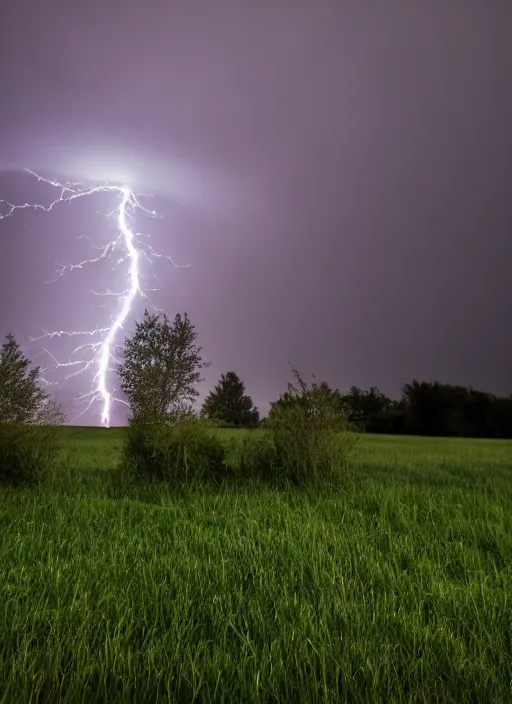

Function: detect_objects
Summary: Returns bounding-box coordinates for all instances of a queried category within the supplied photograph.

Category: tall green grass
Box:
[0,428,511,702]
[121,416,228,487]
[0,422,62,486]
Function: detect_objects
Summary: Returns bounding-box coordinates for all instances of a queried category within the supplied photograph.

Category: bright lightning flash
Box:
[0,169,187,427]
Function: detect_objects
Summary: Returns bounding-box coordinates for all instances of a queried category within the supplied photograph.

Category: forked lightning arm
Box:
[0,169,187,427]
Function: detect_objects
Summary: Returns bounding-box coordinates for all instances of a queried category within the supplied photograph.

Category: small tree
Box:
[118,310,209,422]
[0,332,64,425]
[0,332,65,485]
[201,371,259,427]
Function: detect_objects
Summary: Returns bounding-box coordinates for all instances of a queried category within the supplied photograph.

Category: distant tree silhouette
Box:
[400,380,512,438]
[201,371,259,427]
[339,386,394,431]
[300,378,512,439]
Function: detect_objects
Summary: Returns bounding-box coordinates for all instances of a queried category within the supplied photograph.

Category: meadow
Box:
[0,427,511,703]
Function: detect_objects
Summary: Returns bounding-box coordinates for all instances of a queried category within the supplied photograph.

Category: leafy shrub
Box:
[0,422,62,486]
[267,369,358,486]
[225,431,278,484]
[122,415,227,487]
[0,332,65,487]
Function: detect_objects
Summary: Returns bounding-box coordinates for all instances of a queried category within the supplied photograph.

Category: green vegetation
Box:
[0,332,64,485]
[117,309,208,422]
[122,415,228,486]
[1,428,511,703]
[1,319,511,701]
[116,314,357,490]
[201,370,260,428]
[338,382,512,439]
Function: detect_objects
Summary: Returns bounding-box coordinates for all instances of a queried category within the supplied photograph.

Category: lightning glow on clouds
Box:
[0,169,186,427]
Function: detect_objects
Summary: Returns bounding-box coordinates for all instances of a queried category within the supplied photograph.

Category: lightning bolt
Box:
[0,169,188,427]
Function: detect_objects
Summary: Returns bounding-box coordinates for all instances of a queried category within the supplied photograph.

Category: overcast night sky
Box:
[1,1,511,425]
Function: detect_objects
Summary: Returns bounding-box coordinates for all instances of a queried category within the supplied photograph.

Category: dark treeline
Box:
[337,381,512,439]
[204,369,512,439]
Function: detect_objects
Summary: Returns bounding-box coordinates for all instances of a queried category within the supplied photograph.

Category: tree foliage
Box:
[201,371,259,427]
[0,332,65,426]
[117,310,209,422]
[338,381,512,438]
[401,380,512,438]
[339,386,402,433]
[0,332,65,486]
[269,376,344,423]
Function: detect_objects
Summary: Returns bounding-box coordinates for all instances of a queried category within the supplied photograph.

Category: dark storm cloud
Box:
[1,1,512,423]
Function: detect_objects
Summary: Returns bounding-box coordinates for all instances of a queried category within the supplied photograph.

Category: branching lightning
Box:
[0,169,188,427]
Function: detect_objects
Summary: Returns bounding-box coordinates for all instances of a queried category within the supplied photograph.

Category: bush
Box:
[225,431,278,484]
[0,422,62,486]
[267,370,358,487]
[122,416,228,487]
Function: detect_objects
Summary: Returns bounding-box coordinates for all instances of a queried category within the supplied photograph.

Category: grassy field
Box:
[1,427,511,703]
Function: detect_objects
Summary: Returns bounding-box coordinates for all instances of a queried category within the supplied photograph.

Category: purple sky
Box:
[1,1,512,424]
